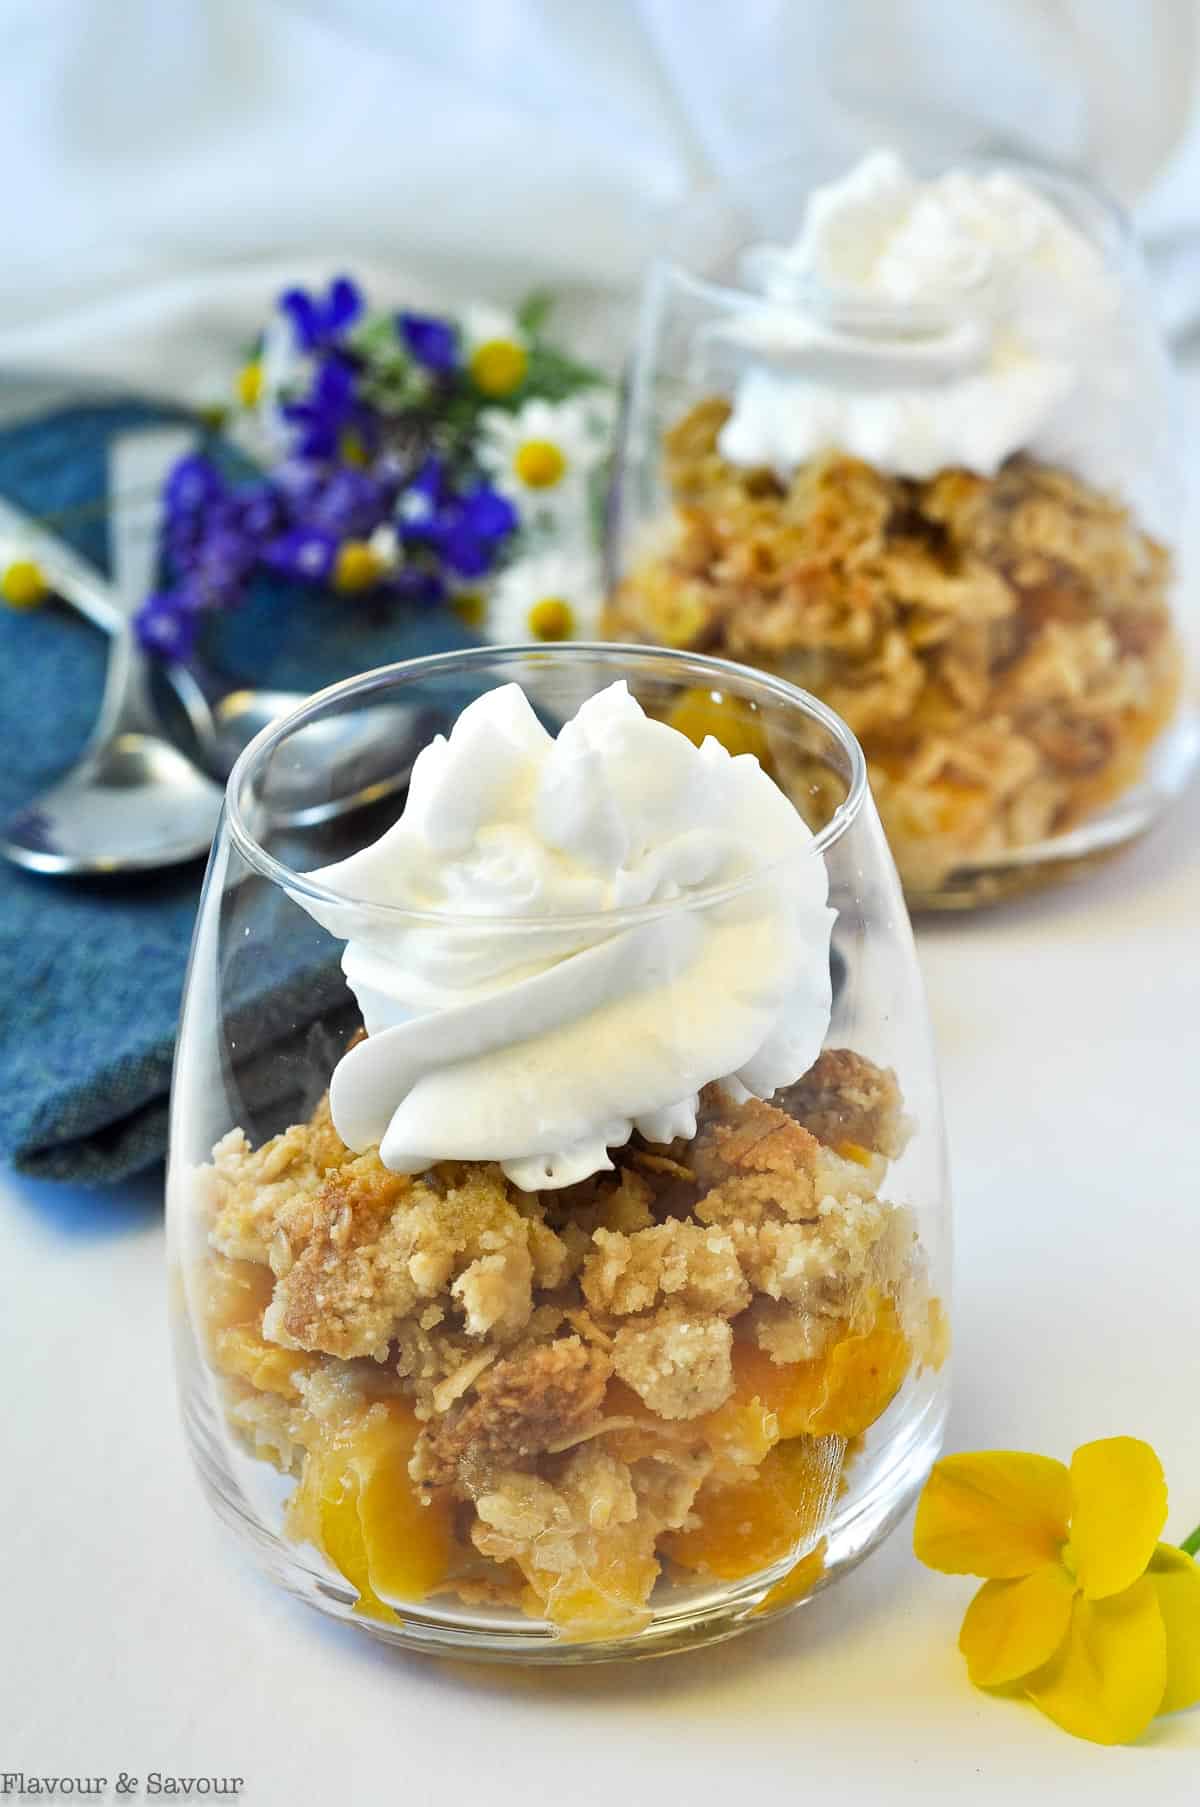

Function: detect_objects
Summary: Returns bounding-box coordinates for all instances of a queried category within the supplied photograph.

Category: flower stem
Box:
[1182,1521,1200,1558]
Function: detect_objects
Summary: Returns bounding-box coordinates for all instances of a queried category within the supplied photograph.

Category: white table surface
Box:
[5,450,1200,1807]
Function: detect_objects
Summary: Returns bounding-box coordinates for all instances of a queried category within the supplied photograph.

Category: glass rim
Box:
[224,642,869,929]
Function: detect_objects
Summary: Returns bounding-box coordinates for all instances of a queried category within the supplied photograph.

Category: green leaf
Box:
[350,312,406,358]
[523,343,608,403]
[517,289,554,336]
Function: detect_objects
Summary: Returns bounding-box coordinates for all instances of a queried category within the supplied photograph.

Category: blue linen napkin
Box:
[0,402,476,1183]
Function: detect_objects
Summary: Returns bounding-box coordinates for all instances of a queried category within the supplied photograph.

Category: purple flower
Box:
[395,456,448,543]
[394,461,516,577]
[459,484,518,542]
[398,312,458,373]
[304,465,390,539]
[135,590,199,661]
[270,458,327,513]
[164,453,224,518]
[164,512,204,571]
[281,356,365,461]
[187,527,255,607]
[387,565,447,607]
[261,526,337,583]
[279,276,363,353]
[234,481,284,540]
[435,484,518,578]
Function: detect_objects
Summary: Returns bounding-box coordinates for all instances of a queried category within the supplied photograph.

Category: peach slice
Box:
[665,687,770,762]
[213,1325,321,1401]
[201,1256,275,1342]
[754,1538,828,1615]
[662,1435,844,1581]
[288,1402,455,1623]
[729,1297,912,1440]
[528,1530,662,1641]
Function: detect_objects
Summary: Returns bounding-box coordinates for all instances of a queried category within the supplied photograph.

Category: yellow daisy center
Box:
[235,360,264,407]
[452,589,488,628]
[513,439,567,489]
[1,559,48,610]
[527,596,574,641]
[470,339,528,397]
[339,430,369,468]
[333,541,384,594]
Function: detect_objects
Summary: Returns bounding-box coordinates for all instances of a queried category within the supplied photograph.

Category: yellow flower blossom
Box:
[512,438,566,489]
[469,338,528,397]
[526,595,574,640]
[450,588,487,629]
[332,541,384,594]
[339,430,369,469]
[1,558,48,609]
[914,1438,1200,1745]
[235,359,264,407]
[460,303,530,397]
[486,550,601,645]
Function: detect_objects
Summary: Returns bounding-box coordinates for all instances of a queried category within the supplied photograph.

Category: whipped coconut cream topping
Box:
[717,150,1168,524]
[294,680,835,1190]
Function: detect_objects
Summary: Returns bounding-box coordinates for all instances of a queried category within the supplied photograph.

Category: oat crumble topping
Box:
[604,404,1180,891]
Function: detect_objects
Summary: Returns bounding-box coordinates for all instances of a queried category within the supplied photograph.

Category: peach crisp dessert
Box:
[197,1050,933,1638]
[607,153,1183,896]
[185,679,942,1642]
[608,423,1178,897]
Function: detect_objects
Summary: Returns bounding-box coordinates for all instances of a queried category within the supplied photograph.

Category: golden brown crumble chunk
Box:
[251,1156,566,1362]
[690,1097,821,1224]
[611,1312,733,1420]
[775,1049,909,1161]
[200,1099,347,1264]
[413,1336,612,1485]
[581,1222,750,1319]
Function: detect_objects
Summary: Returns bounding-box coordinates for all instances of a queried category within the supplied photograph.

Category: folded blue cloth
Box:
[0,403,476,1183]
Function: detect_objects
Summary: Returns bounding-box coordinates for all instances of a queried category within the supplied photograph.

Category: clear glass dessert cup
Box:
[168,644,950,1663]
[604,150,1198,911]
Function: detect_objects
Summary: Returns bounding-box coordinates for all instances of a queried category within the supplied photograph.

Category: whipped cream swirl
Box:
[716,150,1168,526]
[295,681,835,1190]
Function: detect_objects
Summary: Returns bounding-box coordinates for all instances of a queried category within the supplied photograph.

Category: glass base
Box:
[179,1347,947,1666]
[906,705,1200,913]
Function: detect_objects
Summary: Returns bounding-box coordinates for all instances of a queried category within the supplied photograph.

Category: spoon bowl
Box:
[1,427,226,878]
[167,669,431,826]
[3,730,225,875]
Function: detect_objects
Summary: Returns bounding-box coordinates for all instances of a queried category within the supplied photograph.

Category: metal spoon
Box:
[160,667,432,827]
[2,428,225,875]
[0,479,430,841]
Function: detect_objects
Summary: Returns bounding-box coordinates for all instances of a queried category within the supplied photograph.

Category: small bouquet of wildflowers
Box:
[135,277,612,661]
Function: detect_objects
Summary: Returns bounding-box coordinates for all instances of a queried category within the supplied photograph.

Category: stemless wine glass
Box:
[605,151,1198,909]
[168,644,950,1663]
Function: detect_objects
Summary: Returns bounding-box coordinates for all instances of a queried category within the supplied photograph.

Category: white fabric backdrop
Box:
[5,0,1200,396]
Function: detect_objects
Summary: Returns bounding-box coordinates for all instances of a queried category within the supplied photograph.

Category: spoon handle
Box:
[0,495,121,634]
[93,429,196,743]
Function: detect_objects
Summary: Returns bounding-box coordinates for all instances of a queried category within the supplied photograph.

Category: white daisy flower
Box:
[225,311,310,467]
[477,397,608,511]
[463,303,525,352]
[258,309,308,413]
[485,549,604,644]
[461,303,531,398]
